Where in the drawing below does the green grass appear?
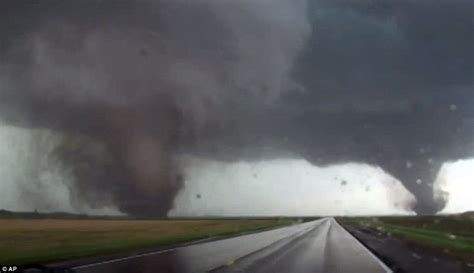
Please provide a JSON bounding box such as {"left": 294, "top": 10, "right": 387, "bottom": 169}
{"left": 376, "top": 215, "right": 474, "bottom": 237}
{"left": 0, "top": 218, "right": 293, "bottom": 265}
{"left": 343, "top": 216, "right": 474, "bottom": 262}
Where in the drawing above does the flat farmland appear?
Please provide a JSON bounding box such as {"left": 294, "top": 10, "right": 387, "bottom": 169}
{"left": 0, "top": 218, "right": 292, "bottom": 265}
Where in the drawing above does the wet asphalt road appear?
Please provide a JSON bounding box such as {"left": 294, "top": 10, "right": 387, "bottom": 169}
{"left": 72, "top": 218, "right": 391, "bottom": 273}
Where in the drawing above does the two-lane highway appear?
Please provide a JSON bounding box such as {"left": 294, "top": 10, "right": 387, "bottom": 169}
{"left": 73, "top": 218, "right": 391, "bottom": 273}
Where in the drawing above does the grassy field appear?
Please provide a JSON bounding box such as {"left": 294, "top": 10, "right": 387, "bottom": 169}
{"left": 342, "top": 215, "right": 474, "bottom": 262}
{"left": 0, "top": 218, "right": 293, "bottom": 265}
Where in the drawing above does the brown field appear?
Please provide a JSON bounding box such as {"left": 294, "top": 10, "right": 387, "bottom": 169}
{"left": 0, "top": 218, "right": 292, "bottom": 265}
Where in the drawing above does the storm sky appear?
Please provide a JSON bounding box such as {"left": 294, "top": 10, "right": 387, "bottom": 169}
{"left": 0, "top": 0, "right": 472, "bottom": 216}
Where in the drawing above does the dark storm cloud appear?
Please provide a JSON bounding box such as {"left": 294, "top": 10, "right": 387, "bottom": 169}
{"left": 0, "top": 0, "right": 472, "bottom": 215}
{"left": 0, "top": 0, "right": 309, "bottom": 216}
{"left": 295, "top": 0, "right": 474, "bottom": 213}
{"left": 299, "top": 0, "right": 473, "bottom": 100}
{"left": 193, "top": 0, "right": 474, "bottom": 214}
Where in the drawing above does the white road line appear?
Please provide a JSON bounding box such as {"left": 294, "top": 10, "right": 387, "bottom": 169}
{"left": 73, "top": 247, "right": 178, "bottom": 270}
